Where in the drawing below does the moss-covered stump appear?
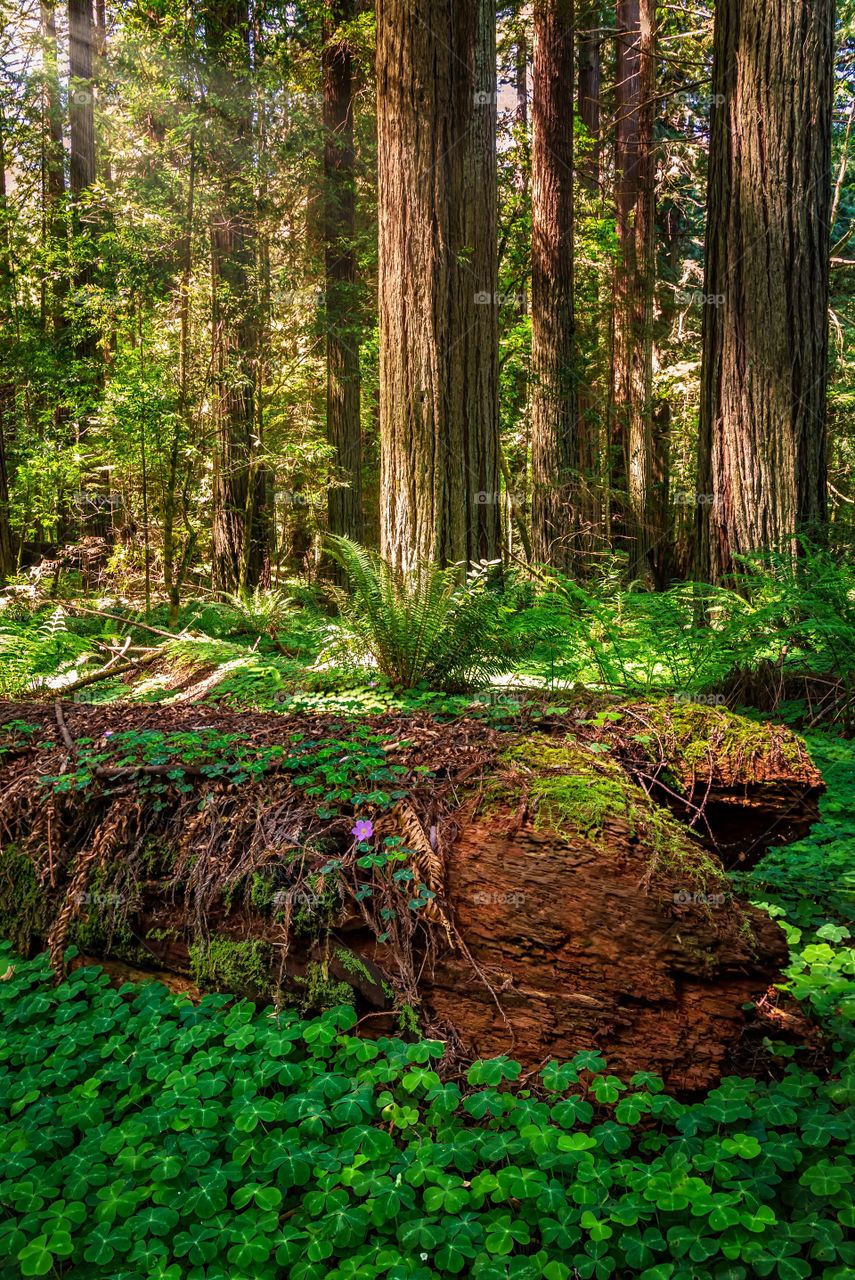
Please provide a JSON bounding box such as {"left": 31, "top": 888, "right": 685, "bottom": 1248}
{"left": 0, "top": 698, "right": 821, "bottom": 1088}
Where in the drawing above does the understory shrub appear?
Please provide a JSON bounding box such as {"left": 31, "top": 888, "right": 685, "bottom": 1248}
{"left": 320, "top": 537, "right": 525, "bottom": 691}
{"left": 0, "top": 608, "right": 98, "bottom": 698}
{"left": 512, "top": 544, "right": 855, "bottom": 701}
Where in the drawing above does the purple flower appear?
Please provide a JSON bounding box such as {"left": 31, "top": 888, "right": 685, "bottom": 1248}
{"left": 351, "top": 819, "right": 374, "bottom": 842}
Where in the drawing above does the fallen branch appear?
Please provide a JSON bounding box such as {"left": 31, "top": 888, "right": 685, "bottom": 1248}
{"left": 59, "top": 602, "right": 190, "bottom": 642}
{"left": 57, "top": 650, "right": 161, "bottom": 696}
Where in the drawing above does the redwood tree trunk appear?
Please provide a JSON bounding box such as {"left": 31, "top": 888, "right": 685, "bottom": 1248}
{"left": 461, "top": 0, "right": 501, "bottom": 566}
{"left": 577, "top": 0, "right": 600, "bottom": 193}
{"left": 697, "top": 0, "right": 834, "bottom": 581}
{"left": 40, "top": 0, "right": 66, "bottom": 338}
{"left": 377, "top": 0, "right": 500, "bottom": 573}
{"left": 324, "top": 0, "right": 362, "bottom": 548}
{"left": 207, "top": 0, "right": 270, "bottom": 592}
{"left": 0, "top": 116, "right": 15, "bottom": 579}
{"left": 68, "top": 0, "right": 98, "bottom": 381}
{"left": 611, "top": 0, "right": 656, "bottom": 579}
{"left": 576, "top": 0, "right": 603, "bottom": 560}
{"left": 68, "top": 0, "right": 95, "bottom": 199}
{"left": 530, "top": 0, "right": 577, "bottom": 569}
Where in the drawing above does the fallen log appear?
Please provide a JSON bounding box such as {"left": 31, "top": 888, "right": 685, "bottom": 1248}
{"left": 0, "top": 699, "right": 822, "bottom": 1089}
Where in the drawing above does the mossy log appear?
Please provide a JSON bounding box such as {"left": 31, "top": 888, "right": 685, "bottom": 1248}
{"left": 0, "top": 699, "right": 822, "bottom": 1089}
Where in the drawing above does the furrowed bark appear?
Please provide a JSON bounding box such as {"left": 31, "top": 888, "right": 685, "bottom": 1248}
{"left": 611, "top": 0, "right": 656, "bottom": 580}
{"left": 530, "top": 0, "right": 578, "bottom": 570}
{"left": 377, "top": 0, "right": 500, "bottom": 573}
{"left": 697, "top": 0, "right": 834, "bottom": 581}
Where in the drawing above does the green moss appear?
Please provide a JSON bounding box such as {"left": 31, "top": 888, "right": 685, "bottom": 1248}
{"left": 189, "top": 936, "right": 273, "bottom": 996}
{"left": 625, "top": 699, "right": 806, "bottom": 776}
{"left": 140, "top": 838, "right": 177, "bottom": 876}
{"left": 69, "top": 915, "right": 152, "bottom": 968}
{"left": 292, "top": 877, "right": 342, "bottom": 936}
{"left": 335, "top": 946, "right": 375, "bottom": 987}
{"left": 250, "top": 871, "right": 278, "bottom": 912}
{"left": 295, "top": 961, "right": 353, "bottom": 1014}
{"left": 494, "top": 736, "right": 722, "bottom": 888}
{"left": 61, "top": 867, "right": 150, "bottom": 967}
{"left": 0, "top": 846, "right": 51, "bottom": 955}
{"left": 397, "top": 1003, "right": 422, "bottom": 1036}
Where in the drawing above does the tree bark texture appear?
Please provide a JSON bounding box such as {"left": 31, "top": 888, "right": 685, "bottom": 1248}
{"left": 697, "top": 0, "right": 834, "bottom": 581}
{"left": 0, "top": 122, "right": 14, "bottom": 579}
{"left": 377, "top": 0, "right": 500, "bottom": 574}
{"left": 68, "top": 0, "right": 96, "bottom": 199}
{"left": 577, "top": 0, "right": 601, "bottom": 193}
{"left": 531, "top": 0, "right": 578, "bottom": 569}
{"left": 612, "top": 0, "right": 656, "bottom": 578}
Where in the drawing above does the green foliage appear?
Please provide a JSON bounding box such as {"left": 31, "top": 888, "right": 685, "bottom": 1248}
{"left": 0, "top": 921, "right": 851, "bottom": 1280}
{"left": 321, "top": 537, "right": 526, "bottom": 692}
{"left": 0, "top": 734, "right": 852, "bottom": 1280}
{"left": 35, "top": 720, "right": 412, "bottom": 825}
{"left": 736, "top": 734, "right": 855, "bottom": 1059}
{"left": 219, "top": 586, "right": 299, "bottom": 642}
{"left": 0, "top": 607, "right": 98, "bottom": 698}
{"left": 514, "top": 546, "right": 855, "bottom": 703}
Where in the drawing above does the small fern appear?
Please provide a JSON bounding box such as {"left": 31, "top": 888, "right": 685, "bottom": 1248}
{"left": 220, "top": 586, "right": 298, "bottom": 651}
{"left": 320, "top": 537, "right": 525, "bottom": 692}
{"left": 0, "top": 608, "right": 98, "bottom": 697}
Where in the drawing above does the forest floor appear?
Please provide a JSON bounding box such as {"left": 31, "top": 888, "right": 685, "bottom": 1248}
{"left": 0, "top": 577, "right": 853, "bottom": 1278}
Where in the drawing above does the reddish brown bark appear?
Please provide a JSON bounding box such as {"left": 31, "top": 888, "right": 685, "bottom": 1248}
{"left": 611, "top": 0, "right": 656, "bottom": 579}
{"left": 697, "top": 0, "right": 833, "bottom": 580}
{"left": 530, "top": 0, "right": 578, "bottom": 569}
{"left": 323, "top": 0, "right": 362, "bottom": 548}
{"left": 377, "top": 0, "right": 500, "bottom": 573}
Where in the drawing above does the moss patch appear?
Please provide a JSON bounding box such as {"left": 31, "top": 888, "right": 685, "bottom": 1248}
{"left": 616, "top": 699, "right": 809, "bottom": 780}
{"left": 295, "top": 961, "right": 353, "bottom": 1014}
{"left": 0, "top": 846, "right": 52, "bottom": 955}
{"left": 69, "top": 915, "right": 153, "bottom": 969}
{"left": 493, "top": 736, "right": 723, "bottom": 888}
{"left": 189, "top": 936, "right": 273, "bottom": 996}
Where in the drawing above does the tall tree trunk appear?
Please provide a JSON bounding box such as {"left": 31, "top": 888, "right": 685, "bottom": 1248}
{"left": 40, "top": 0, "right": 66, "bottom": 338}
{"left": 576, "top": 0, "right": 603, "bottom": 560}
{"left": 463, "top": 0, "right": 501, "bottom": 566}
{"left": 530, "top": 0, "right": 578, "bottom": 569}
{"left": 377, "top": 0, "right": 500, "bottom": 573}
{"left": 323, "top": 0, "right": 362, "bottom": 548}
{"left": 207, "top": 0, "right": 269, "bottom": 593}
{"left": 697, "top": 0, "right": 834, "bottom": 581}
{"left": 68, "top": 0, "right": 96, "bottom": 200}
{"left": 577, "top": 0, "right": 600, "bottom": 192}
{"left": 0, "top": 112, "right": 16, "bottom": 579}
{"left": 611, "top": 0, "right": 656, "bottom": 580}
{"left": 68, "top": 0, "right": 99, "bottom": 400}
{"left": 164, "top": 138, "right": 196, "bottom": 626}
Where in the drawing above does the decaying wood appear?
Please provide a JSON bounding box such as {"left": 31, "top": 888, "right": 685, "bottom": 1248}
{"left": 0, "top": 699, "right": 823, "bottom": 1089}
